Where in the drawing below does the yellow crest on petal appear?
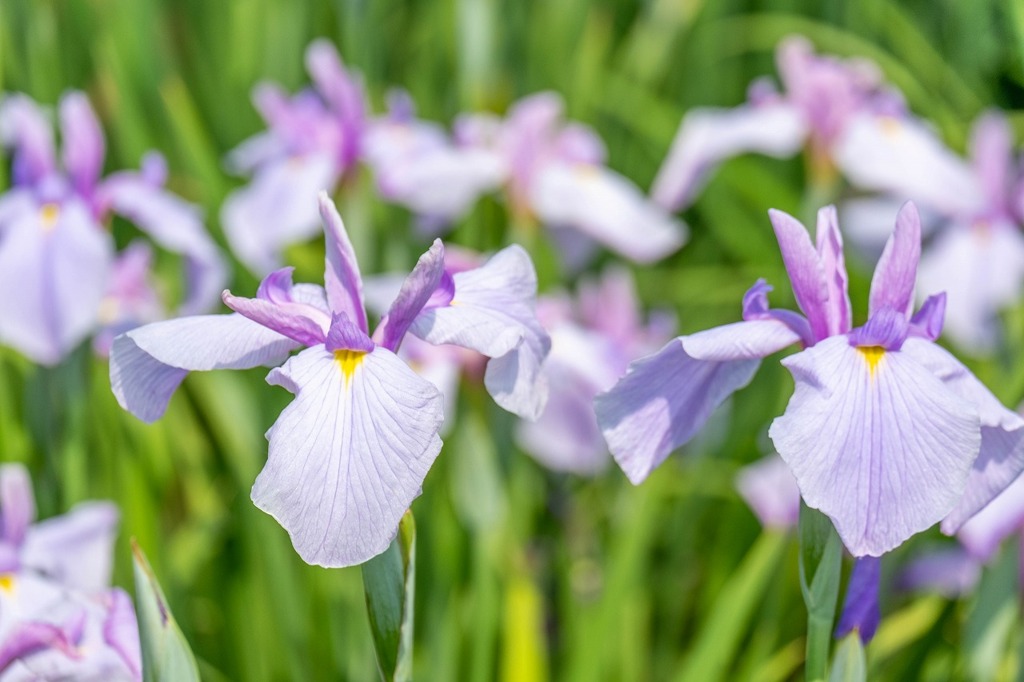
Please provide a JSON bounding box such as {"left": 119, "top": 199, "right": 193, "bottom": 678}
{"left": 334, "top": 349, "right": 367, "bottom": 383}
{"left": 0, "top": 574, "right": 14, "bottom": 593}
{"left": 40, "top": 203, "right": 60, "bottom": 232}
{"left": 858, "top": 346, "right": 885, "bottom": 376}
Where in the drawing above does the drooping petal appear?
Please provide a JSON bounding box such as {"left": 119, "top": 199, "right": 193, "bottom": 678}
{"left": 110, "top": 314, "right": 299, "bottom": 422}
{"left": 770, "top": 336, "right": 980, "bottom": 556}
{"left": 917, "top": 221, "right": 1024, "bottom": 353}
{"left": 530, "top": 163, "right": 687, "bottom": 264}
{"left": 833, "top": 114, "right": 984, "bottom": 218}
{"left": 767, "top": 209, "right": 831, "bottom": 340}
{"left": 651, "top": 104, "right": 807, "bottom": 211}
{"left": 0, "top": 464, "right": 35, "bottom": 549}
{"left": 735, "top": 455, "right": 801, "bottom": 529}
{"left": 835, "top": 557, "right": 881, "bottom": 642}
{"left": 318, "top": 192, "right": 368, "bottom": 332}
{"left": 101, "top": 172, "right": 227, "bottom": 315}
{"left": 222, "top": 290, "right": 328, "bottom": 347}
{"left": 21, "top": 502, "right": 119, "bottom": 592}
{"left": 955, "top": 473, "right": 1024, "bottom": 561}
{"left": 815, "top": 205, "right": 852, "bottom": 336}
{"left": 596, "top": 337, "right": 762, "bottom": 485}
{"left": 58, "top": 92, "right": 105, "bottom": 196}
{"left": 375, "top": 240, "right": 445, "bottom": 352}
{"left": 253, "top": 345, "right": 443, "bottom": 567}
{"left": 868, "top": 201, "right": 921, "bottom": 319}
{"left": 0, "top": 198, "right": 113, "bottom": 365}
{"left": 409, "top": 245, "right": 551, "bottom": 419}
{"left": 221, "top": 153, "right": 340, "bottom": 275}
{"left": 902, "top": 333, "right": 1024, "bottom": 533}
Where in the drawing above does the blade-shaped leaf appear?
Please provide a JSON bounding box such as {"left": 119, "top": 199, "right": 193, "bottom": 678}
{"left": 362, "top": 510, "right": 416, "bottom": 682}
{"left": 799, "top": 504, "right": 843, "bottom": 682}
{"left": 132, "top": 540, "right": 201, "bottom": 682}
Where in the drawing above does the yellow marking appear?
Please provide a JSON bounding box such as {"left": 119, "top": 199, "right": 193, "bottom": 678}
{"left": 0, "top": 574, "right": 14, "bottom": 593}
{"left": 573, "top": 163, "right": 600, "bottom": 180}
{"left": 97, "top": 297, "right": 120, "bottom": 324}
{"left": 334, "top": 349, "right": 367, "bottom": 383}
{"left": 858, "top": 346, "right": 885, "bottom": 376}
{"left": 40, "top": 203, "right": 60, "bottom": 232}
{"left": 879, "top": 116, "right": 902, "bottom": 138}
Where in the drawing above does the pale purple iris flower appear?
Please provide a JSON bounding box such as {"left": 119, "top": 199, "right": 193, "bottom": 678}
{"left": 652, "top": 36, "right": 906, "bottom": 212}
{"left": 362, "top": 91, "right": 505, "bottom": 229}
{"left": 515, "top": 268, "right": 674, "bottom": 475}
{"left": 0, "top": 464, "right": 140, "bottom": 680}
{"left": 596, "top": 202, "right": 1024, "bottom": 557}
{"left": 838, "top": 112, "right": 1024, "bottom": 353}
{"left": 0, "top": 92, "right": 226, "bottom": 365}
{"left": 734, "top": 454, "right": 801, "bottom": 530}
{"left": 222, "top": 40, "right": 366, "bottom": 274}
{"left": 111, "top": 194, "right": 550, "bottom": 567}
{"left": 454, "top": 92, "right": 687, "bottom": 265}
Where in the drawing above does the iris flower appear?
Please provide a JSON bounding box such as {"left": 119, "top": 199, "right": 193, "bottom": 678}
{"left": 652, "top": 36, "right": 906, "bottom": 212}
{"left": 0, "top": 464, "right": 139, "bottom": 680}
{"left": 596, "top": 202, "right": 1024, "bottom": 556}
{"left": 0, "top": 93, "right": 226, "bottom": 365}
{"left": 839, "top": 111, "right": 1024, "bottom": 353}
{"left": 222, "top": 40, "right": 367, "bottom": 274}
{"left": 111, "top": 194, "right": 549, "bottom": 566}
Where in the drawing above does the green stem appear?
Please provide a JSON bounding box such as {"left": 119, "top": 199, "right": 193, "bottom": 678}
{"left": 798, "top": 505, "right": 843, "bottom": 682}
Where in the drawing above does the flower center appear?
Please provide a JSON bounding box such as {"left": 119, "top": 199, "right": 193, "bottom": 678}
{"left": 334, "top": 349, "right": 367, "bottom": 382}
{"left": 40, "top": 202, "right": 60, "bottom": 231}
{"left": 858, "top": 345, "right": 885, "bottom": 376}
{"left": 0, "top": 574, "right": 14, "bottom": 593}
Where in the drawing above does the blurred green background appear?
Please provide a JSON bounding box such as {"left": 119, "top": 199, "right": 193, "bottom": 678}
{"left": 3, "top": 0, "right": 1024, "bottom": 680}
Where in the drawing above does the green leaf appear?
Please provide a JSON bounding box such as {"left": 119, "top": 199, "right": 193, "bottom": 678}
{"left": 828, "top": 634, "right": 866, "bottom": 682}
{"left": 132, "top": 540, "right": 201, "bottom": 682}
{"left": 362, "top": 510, "right": 417, "bottom": 682}
{"left": 798, "top": 504, "right": 843, "bottom": 682}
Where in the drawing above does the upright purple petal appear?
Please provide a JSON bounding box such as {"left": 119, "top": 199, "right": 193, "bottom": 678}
{"left": 0, "top": 198, "right": 113, "bottom": 365}
{"left": 814, "top": 205, "right": 852, "bottom": 336}
{"left": 304, "top": 40, "right": 365, "bottom": 167}
{"left": 651, "top": 104, "right": 807, "bottom": 211}
{"left": 318, "top": 192, "right": 368, "bottom": 332}
{"left": 969, "top": 112, "right": 1013, "bottom": 208}
{"left": 0, "top": 95, "right": 56, "bottom": 186}
{"left": 596, "top": 319, "right": 797, "bottom": 485}
{"left": 868, "top": 202, "right": 921, "bottom": 318}
{"left": 767, "top": 209, "right": 830, "bottom": 340}
{"left": 58, "top": 92, "right": 105, "bottom": 196}
{"left": 530, "top": 163, "right": 687, "bottom": 264}
{"left": 770, "top": 336, "right": 980, "bottom": 556}
{"left": 22, "top": 502, "right": 119, "bottom": 592}
{"left": 409, "top": 245, "right": 551, "bottom": 419}
{"left": 110, "top": 314, "right": 300, "bottom": 422}
{"left": 253, "top": 345, "right": 443, "bottom": 567}
{"left": 835, "top": 557, "right": 881, "bottom": 642}
{"left": 0, "top": 464, "right": 36, "bottom": 548}
{"left": 222, "top": 290, "right": 329, "bottom": 347}
{"left": 375, "top": 240, "right": 445, "bottom": 352}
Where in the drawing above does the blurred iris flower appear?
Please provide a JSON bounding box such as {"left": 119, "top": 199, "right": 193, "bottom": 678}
{"left": 455, "top": 92, "right": 687, "bottom": 265}
{"left": 840, "top": 111, "right": 1024, "bottom": 353}
{"left": 0, "top": 464, "right": 139, "bottom": 680}
{"left": 735, "top": 454, "right": 801, "bottom": 530}
{"left": 515, "top": 268, "right": 675, "bottom": 474}
{"left": 597, "top": 202, "right": 1024, "bottom": 556}
{"left": 111, "top": 194, "right": 550, "bottom": 567}
{"left": 652, "top": 36, "right": 906, "bottom": 212}
{"left": 222, "top": 40, "right": 367, "bottom": 275}
{"left": 0, "top": 92, "right": 226, "bottom": 365}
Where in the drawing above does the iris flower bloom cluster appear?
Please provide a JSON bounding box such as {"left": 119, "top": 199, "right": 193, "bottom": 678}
{"left": 652, "top": 36, "right": 906, "bottom": 212}
{"left": 111, "top": 194, "right": 550, "bottom": 567}
{"left": 0, "top": 464, "right": 139, "bottom": 680}
{"left": 0, "top": 93, "right": 226, "bottom": 365}
{"left": 597, "top": 202, "right": 1024, "bottom": 557}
